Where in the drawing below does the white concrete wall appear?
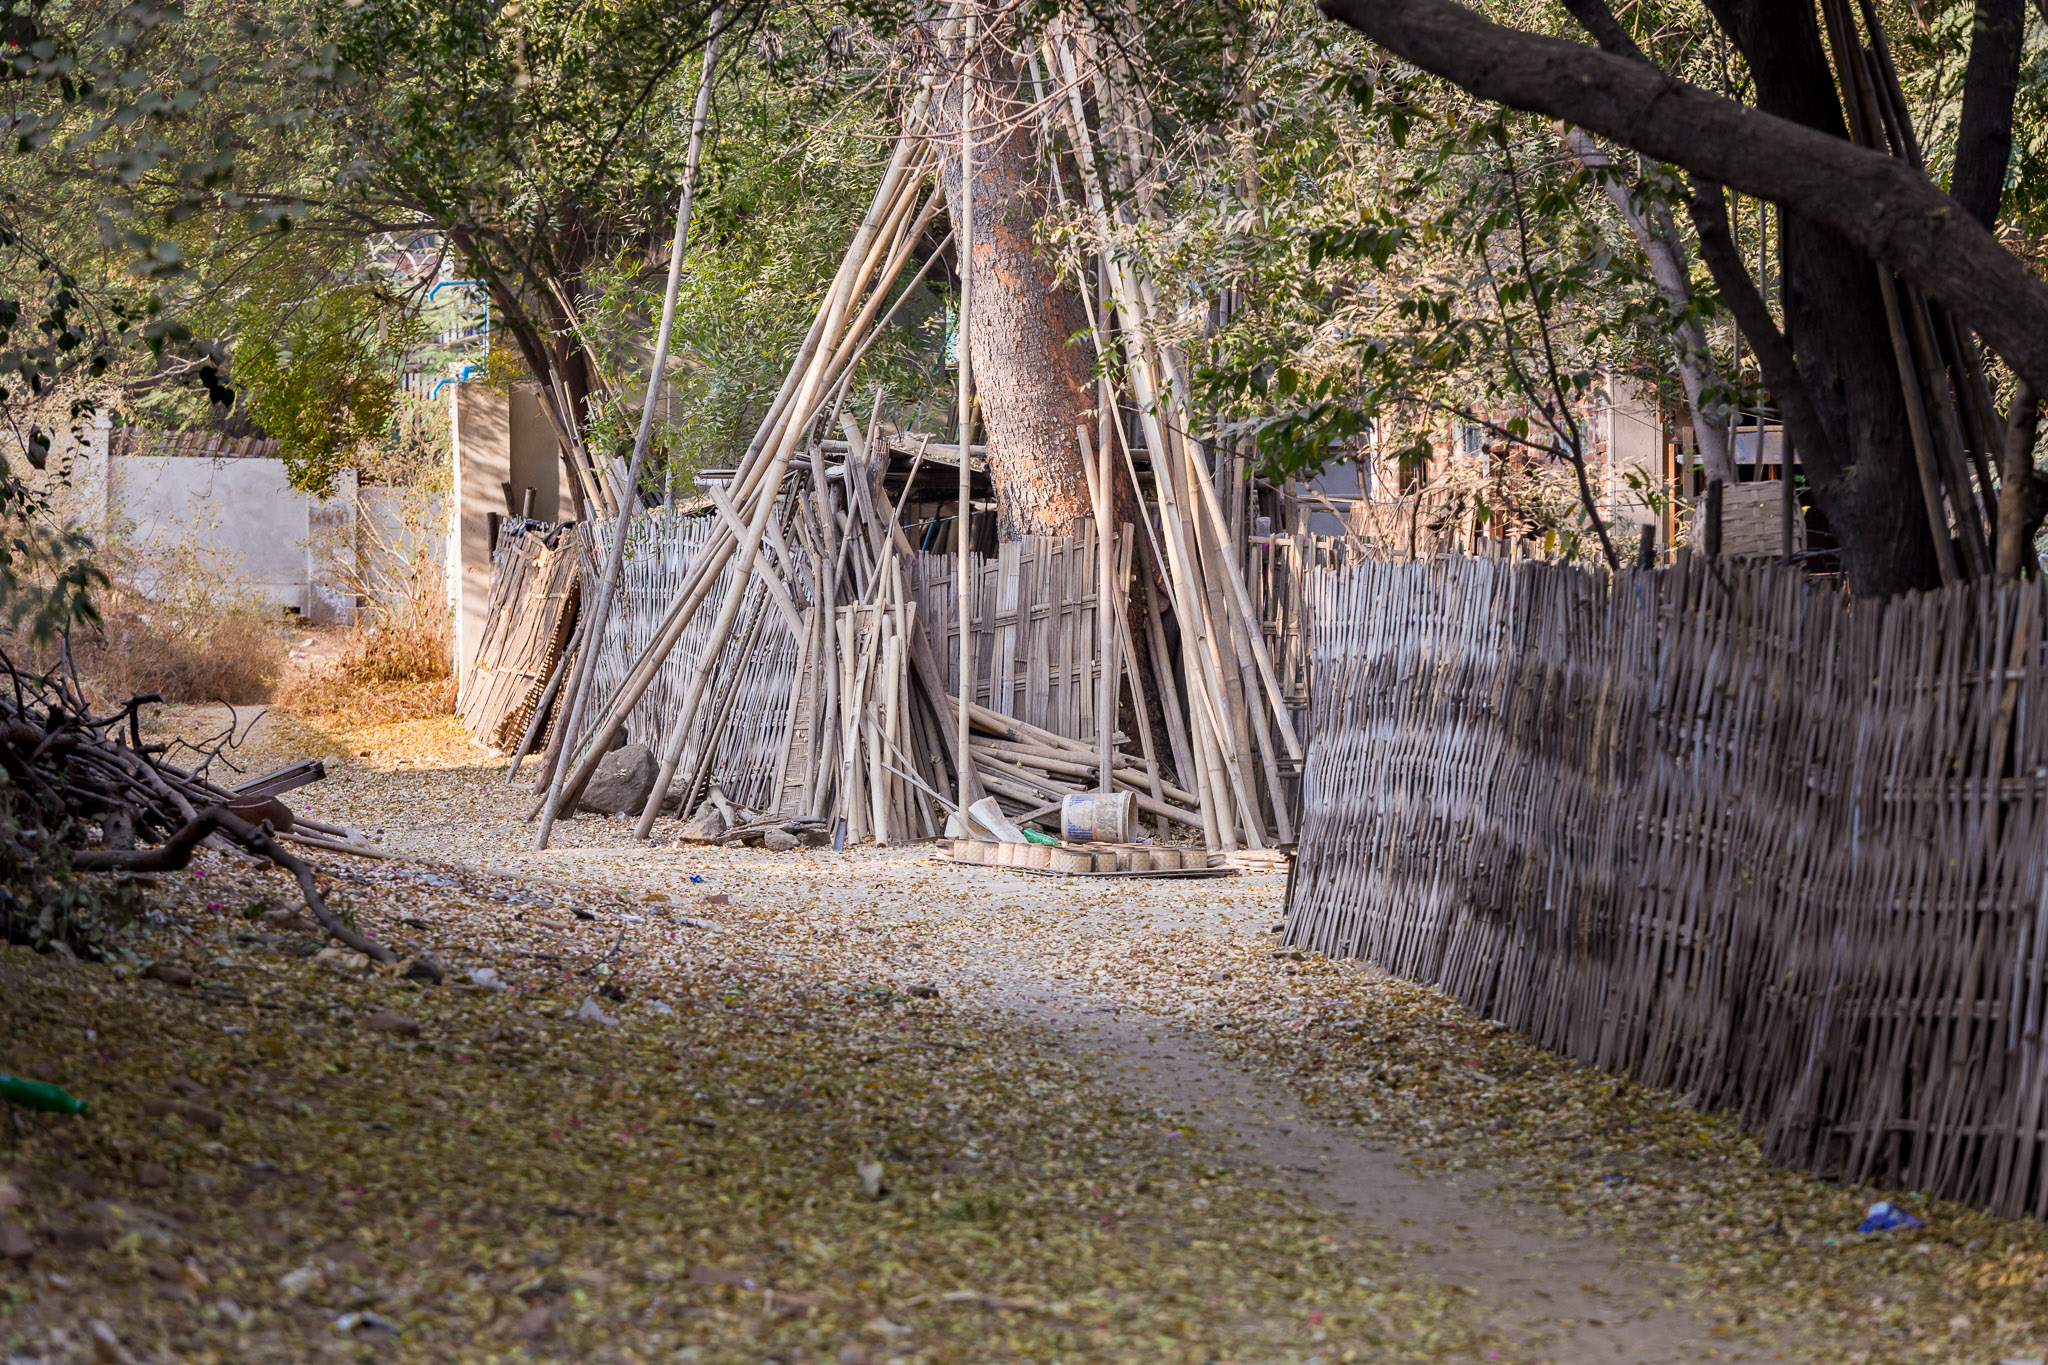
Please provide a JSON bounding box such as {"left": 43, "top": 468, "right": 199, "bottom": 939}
{"left": 110, "top": 455, "right": 322, "bottom": 614}
{"left": 44, "top": 449, "right": 439, "bottom": 625}
{"left": 1604, "top": 376, "right": 1664, "bottom": 530}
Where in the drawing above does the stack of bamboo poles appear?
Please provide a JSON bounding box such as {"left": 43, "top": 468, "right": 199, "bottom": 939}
{"left": 1033, "top": 15, "right": 1305, "bottom": 851}
{"left": 457, "top": 526, "right": 581, "bottom": 754}
{"left": 523, "top": 4, "right": 1331, "bottom": 853}
{"left": 1814, "top": 0, "right": 2022, "bottom": 583}
{"left": 532, "top": 46, "right": 965, "bottom": 848}
{"left": 901, "top": 530, "right": 1206, "bottom": 835}
{"left": 833, "top": 602, "right": 925, "bottom": 843}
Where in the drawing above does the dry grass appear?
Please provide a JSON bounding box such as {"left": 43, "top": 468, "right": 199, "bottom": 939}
{"left": 62, "top": 582, "right": 284, "bottom": 706}
{"left": 280, "top": 478, "right": 455, "bottom": 727}
{"left": 278, "top": 618, "right": 455, "bottom": 727}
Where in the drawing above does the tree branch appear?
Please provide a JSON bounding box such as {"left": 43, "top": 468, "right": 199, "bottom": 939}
{"left": 1313, "top": 0, "right": 2048, "bottom": 398}
{"left": 75, "top": 806, "right": 396, "bottom": 964}
{"left": 1996, "top": 380, "right": 2042, "bottom": 578}
{"left": 1952, "top": 0, "right": 2025, "bottom": 230}
{"left": 1556, "top": 0, "right": 1648, "bottom": 61}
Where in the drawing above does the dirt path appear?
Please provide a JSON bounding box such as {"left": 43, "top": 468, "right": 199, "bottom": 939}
{"left": 78, "top": 708, "right": 2048, "bottom": 1364}
{"left": 228, "top": 712, "right": 1771, "bottom": 1362}
{"left": 996, "top": 992, "right": 1744, "bottom": 1363}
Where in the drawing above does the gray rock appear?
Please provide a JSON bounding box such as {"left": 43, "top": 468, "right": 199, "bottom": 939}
{"left": 677, "top": 802, "right": 728, "bottom": 845}
{"left": 578, "top": 744, "right": 658, "bottom": 816}
{"left": 761, "top": 829, "right": 800, "bottom": 852}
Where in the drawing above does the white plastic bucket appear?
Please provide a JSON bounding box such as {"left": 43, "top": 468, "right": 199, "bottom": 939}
{"left": 1061, "top": 791, "right": 1136, "bottom": 843}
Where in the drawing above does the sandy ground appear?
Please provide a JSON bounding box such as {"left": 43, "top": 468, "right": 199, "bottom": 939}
{"left": 7, "top": 705, "right": 2048, "bottom": 1363}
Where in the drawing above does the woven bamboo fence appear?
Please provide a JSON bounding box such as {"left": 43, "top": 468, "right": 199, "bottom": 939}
{"left": 905, "top": 530, "right": 1114, "bottom": 746}
{"left": 574, "top": 508, "right": 812, "bottom": 816}
{"left": 1288, "top": 553, "right": 2048, "bottom": 1219}
{"left": 458, "top": 526, "right": 581, "bottom": 753}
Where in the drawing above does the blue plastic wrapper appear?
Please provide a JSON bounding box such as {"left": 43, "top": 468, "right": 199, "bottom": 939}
{"left": 1857, "top": 1200, "right": 1924, "bottom": 1233}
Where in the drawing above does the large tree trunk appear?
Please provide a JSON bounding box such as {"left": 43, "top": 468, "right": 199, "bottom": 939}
{"left": 932, "top": 34, "right": 1099, "bottom": 541}
{"left": 1702, "top": 1, "right": 1940, "bottom": 596}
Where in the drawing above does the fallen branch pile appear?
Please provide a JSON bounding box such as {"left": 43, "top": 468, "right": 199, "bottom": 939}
{"left": 0, "top": 658, "right": 389, "bottom": 963}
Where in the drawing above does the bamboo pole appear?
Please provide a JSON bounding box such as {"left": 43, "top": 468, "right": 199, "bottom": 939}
{"left": 537, "top": 113, "right": 935, "bottom": 827}
{"left": 505, "top": 610, "right": 586, "bottom": 785}
{"left": 532, "top": 15, "right": 724, "bottom": 847}
{"left": 1080, "top": 426, "right": 1116, "bottom": 794}
{"left": 954, "top": 9, "right": 978, "bottom": 829}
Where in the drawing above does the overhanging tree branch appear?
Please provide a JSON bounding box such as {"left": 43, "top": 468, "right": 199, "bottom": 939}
{"left": 1313, "top": 0, "right": 2048, "bottom": 398}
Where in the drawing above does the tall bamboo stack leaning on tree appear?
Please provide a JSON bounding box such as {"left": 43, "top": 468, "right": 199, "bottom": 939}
{"left": 1314, "top": 0, "right": 2048, "bottom": 599}
{"left": 924, "top": 16, "right": 1100, "bottom": 540}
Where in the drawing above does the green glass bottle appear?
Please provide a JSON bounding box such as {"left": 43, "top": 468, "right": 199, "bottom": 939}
{"left": 0, "top": 1072, "right": 88, "bottom": 1115}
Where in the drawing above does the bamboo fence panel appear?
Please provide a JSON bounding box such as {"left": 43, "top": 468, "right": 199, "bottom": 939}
{"left": 1246, "top": 532, "right": 1351, "bottom": 775}
{"left": 575, "top": 508, "right": 811, "bottom": 815}
{"left": 1288, "top": 553, "right": 2048, "bottom": 1218}
{"left": 906, "top": 530, "right": 1107, "bottom": 745}
{"left": 457, "top": 527, "right": 581, "bottom": 754}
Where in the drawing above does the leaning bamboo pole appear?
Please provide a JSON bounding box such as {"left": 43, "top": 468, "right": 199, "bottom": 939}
{"left": 631, "top": 121, "right": 941, "bottom": 839}
{"left": 1052, "top": 20, "right": 1302, "bottom": 813}
{"left": 536, "top": 122, "right": 941, "bottom": 830}
{"left": 533, "top": 10, "right": 724, "bottom": 848}
{"left": 954, "top": 9, "right": 978, "bottom": 828}
{"left": 1081, "top": 426, "right": 1116, "bottom": 793}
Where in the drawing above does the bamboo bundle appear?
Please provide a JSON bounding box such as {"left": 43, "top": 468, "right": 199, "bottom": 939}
{"left": 1036, "top": 16, "right": 1311, "bottom": 850}
{"left": 831, "top": 601, "right": 928, "bottom": 844}
{"left": 457, "top": 527, "right": 581, "bottom": 754}
{"left": 530, "top": 71, "right": 954, "bottom": 847}
{"left": 521, "top": 2, "right": 1355, "bottom": 856}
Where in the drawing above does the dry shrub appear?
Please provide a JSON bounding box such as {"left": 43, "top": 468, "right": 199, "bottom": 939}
{"left": 63, "top": 571, "right": 283, "bottom": 707}
{"left": 280, "top": 625, "right": 455, "bottom": 726}
{"left": 280, "top": 473, "right": 453, "bottom": 727}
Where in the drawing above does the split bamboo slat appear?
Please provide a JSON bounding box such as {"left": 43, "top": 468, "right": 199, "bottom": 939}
{"left": 1287, "top": 552, "right": 2048, "bottom": 1220}
{"left": 457, "top": 526, "right": 581, "bottom": 754}
{"left": 906, "top": 532, "right": 1107, "bottom": 744}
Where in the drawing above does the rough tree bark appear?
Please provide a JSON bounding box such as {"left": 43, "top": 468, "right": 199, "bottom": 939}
{"left": 931, "top": 33, "right": 1099, "bottom": 541}
{"left": 1700, "top": 1, "right": 1937, "bottom": 594}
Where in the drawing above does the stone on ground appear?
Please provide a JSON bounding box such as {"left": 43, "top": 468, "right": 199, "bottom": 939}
{"left": 578, "top": 744, "right": 657, "bottom": 816}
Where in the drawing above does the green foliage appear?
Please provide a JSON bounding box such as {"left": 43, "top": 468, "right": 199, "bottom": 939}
{"left": 567, "top": 22, "right": 948, "bottom": 489}
{"left": 322, "top": 0, "right": 722, "bottom": 376}
{"left": 232, "top": 275, "right": 423, "bottom": 495}
{"left": 1898, "top": 3, "right": 2048, "bottom": 243}
{"left": 0, "top": 771, "right": 141, "bottom": 960}
{"left": 1171, "top": 30, "right": 1701, "bottom": 478}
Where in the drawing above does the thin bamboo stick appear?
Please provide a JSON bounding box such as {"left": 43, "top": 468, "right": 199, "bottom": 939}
{"left": 532, "top": 15, "right": 726, "bottom": 844}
